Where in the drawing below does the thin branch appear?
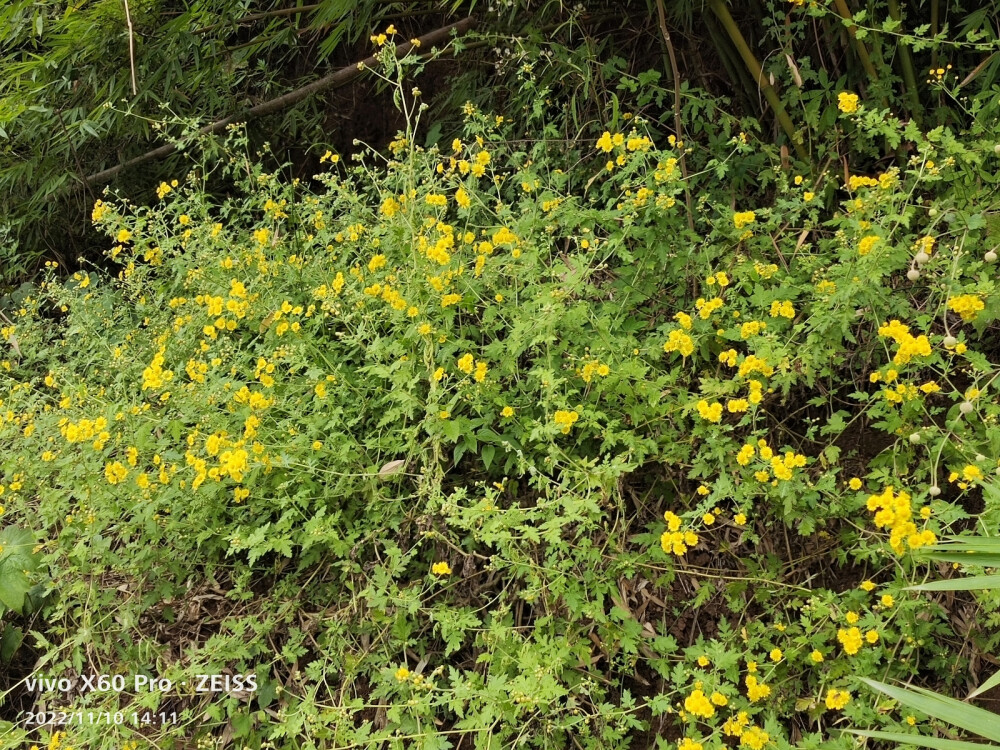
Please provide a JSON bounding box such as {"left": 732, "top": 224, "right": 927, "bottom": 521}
{"left": 123, "top": 0, "right": 138, "bottom": 96}
{"left": 83, "top": 16, "right": 476, "bottom": 186}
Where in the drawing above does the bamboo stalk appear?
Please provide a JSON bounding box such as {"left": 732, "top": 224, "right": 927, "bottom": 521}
{"left": 83, "top": 16, "right": 476, "bottom": 186}
{"left": 707, "top": 0, "right": 808, "bottom": 162}
{"left": 654, "top": 0, "right": 694, "bottom": 232}
{"left": 831, "top": 0, "right": 878, "bottom": 82}
{"left": 885, "top": 0, "right": 921, "bottom": 122}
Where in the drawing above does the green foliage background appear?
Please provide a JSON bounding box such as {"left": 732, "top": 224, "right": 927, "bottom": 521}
{"left": 2, "top": 1, "right": 1000, "bottom": 749}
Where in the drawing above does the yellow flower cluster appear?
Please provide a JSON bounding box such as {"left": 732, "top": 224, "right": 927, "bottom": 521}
{"left": 431, "top": 561, "right": 452, "bottom": 576}
{"left": 683, "top": 688, "right": 716, "bottom": 718}
{"left": 866, "top": 486, "right": 936, "bottom": 554}
{"left": 858, "top": 235, "right": 879, "bottom": 256}
{"left": 553, "top": 410, "right": 579, "bottom": 433}
{"left": 457, "top": 353, "right": 488, "bottom": 382}
{"left": 877, "top": 320, "right": 931, "bottom": 365}
{"left": 733, "top": 210, "right": 756, "bottom": 229}
{"left": 947, "top": 294, "right": 985, "bottom": 322}
{"left": 661, "top": 511, "right": 699, "bottom": 555}
{"left": 663, "top": 329, "right": 695, "bottom": 357}
{"left": 696, "top": 400, "right": 723, "bottom": 423}
{"left": 59, "top": 416, "right": 109, "bottom": 445}
{"left": 740, "top": 726, "right": 770, "bottom": 750}
{"left": 104, "top": 461, "right": 128, "bottom": 485}
{"left": 696, "top": 297, "right": 724, "bottom": 319}
{"left": 722, "top": 711, "right": 750, "bottom": 737}
{"left": 740, "top": 320, "right": 766, "bottom": 338}
{"left": 142, "top": 348, "right": 174, "bottom": 391}
{"left": 737, "top": 355, "right": 774, "bottom": 378}
{"left": 580, "top": 360, "right": 610, "bottom": 383}
{"left": 836, "top": 626, "right": 863, "bottom": 655}
{"left": 769, "top": 300, "right": 795, "bottom": 319}
{"left": 838, "top": 91, "right": 859, "bottom": 113}
{"left": 745, "top": 674, "right": 771, "bottom": 702}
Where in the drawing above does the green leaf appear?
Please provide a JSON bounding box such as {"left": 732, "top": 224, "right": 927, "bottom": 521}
{"left": 969, "top": 668, "right": 1000, "bottom": 700}
{"left": 0, "top": 526, "right": 40, "bottom": 614}
{"left": 858, "top": 679, "right": 1000, "bottom": 742}
{"left": 906, "top": 575, "right": 1000, "bottom": 591}
{"left": 844, "top": 729, "right": 999, "bottom": 750}
{"left": 0, "top": 625, "right": 23, "bottom": 663}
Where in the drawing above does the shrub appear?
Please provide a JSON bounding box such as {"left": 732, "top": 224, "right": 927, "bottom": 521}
{"left": 2, "top": 40, "right": 1000, "bottom": 750}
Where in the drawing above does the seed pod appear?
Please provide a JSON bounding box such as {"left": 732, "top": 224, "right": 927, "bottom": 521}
{"left": 909, "top": 432, "right": 921, "bottom": 444}
{"left": 985, "top": 250, "right": 998, "bottom": 263}
{"left": 960, "top": 401, "right": 974, "bottom": 414}
{"left": 907, "top": 269, "right": 920, "bottom": 281}
{"left": 915, "top": 251, "right": 930, "bottom": 264}
{"left": 929, "top": 486, "right": 941, "bottom": 496}
{"left": 943, "top": 335, "right": 958, "bottom": 347}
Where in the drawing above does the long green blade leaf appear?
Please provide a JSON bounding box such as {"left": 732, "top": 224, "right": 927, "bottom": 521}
{"left": 969, "top": 668, "right": 1000, "bottom": 700}
{"left": 906, "top": 575, "right": 1000, "bottom": 591}
{"left": 859, "top": 679, "right": 1000, "bottom": 742}
{"left": 844, "top": 729, "right": 1000, "bottom": 750}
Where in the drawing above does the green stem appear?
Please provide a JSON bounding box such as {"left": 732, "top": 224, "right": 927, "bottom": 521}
{"left": 707, "top": 0, "right": 808, "bottom": 162}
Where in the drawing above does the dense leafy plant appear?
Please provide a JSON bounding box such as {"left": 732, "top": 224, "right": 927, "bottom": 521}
{"left": 3, "top": 12, "right": 1000, "bottom": 750}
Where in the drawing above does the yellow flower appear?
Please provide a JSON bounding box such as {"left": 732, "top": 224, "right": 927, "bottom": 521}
{"left": 501, "top": 406, "right": 514, "bottom": 418}
{"left": 395, "top": 666, "right": 410, "bottom": 682}
{"left": 663, "top": 329, "right": 695, "bottom": 357}
{"left": 849, "top": 477, "right": 863, "bottom": 490}
{"left": 881, "top": 594, "right": 895, "bottom": 607}
{"left": 734, "top": 512, "right": 747, "bottom": 526}
{"left": 825, "top": 688, "right": 851, "bottom": 710}
{"left": 838, "top": 91, "right": 860, "bottom": 113}
{"left": 457, "top": 353, "right": 474, "bottom": 374}
{"left": 683, "top": 688, "right": 716, "bottom": 719}
{"left": 860, "top": 580, "right": 876, "bottom": 592}
{"left": 858, "top": 235, "right": 879, "bottom": 256}
{"left": 845, "top": 611, "right": 859, "bottom": 624}
{"left": 837, "top": 627, "right": 863, "bottom": 655}
{"left": 431, "top": 561, "right": 452, "bottom": 576}
{"left": 810, "top": 650, "right": 824, "bottom": 663}
{"left": 733, "top": 210, "right": 756, "bottom": 229}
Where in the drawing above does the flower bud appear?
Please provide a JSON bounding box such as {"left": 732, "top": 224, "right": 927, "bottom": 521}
{"left": 907, "top": 269, "right": 920, "bottom": 281}
{"left": 960, "top": 401, "right": 974, "bottom": 414}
